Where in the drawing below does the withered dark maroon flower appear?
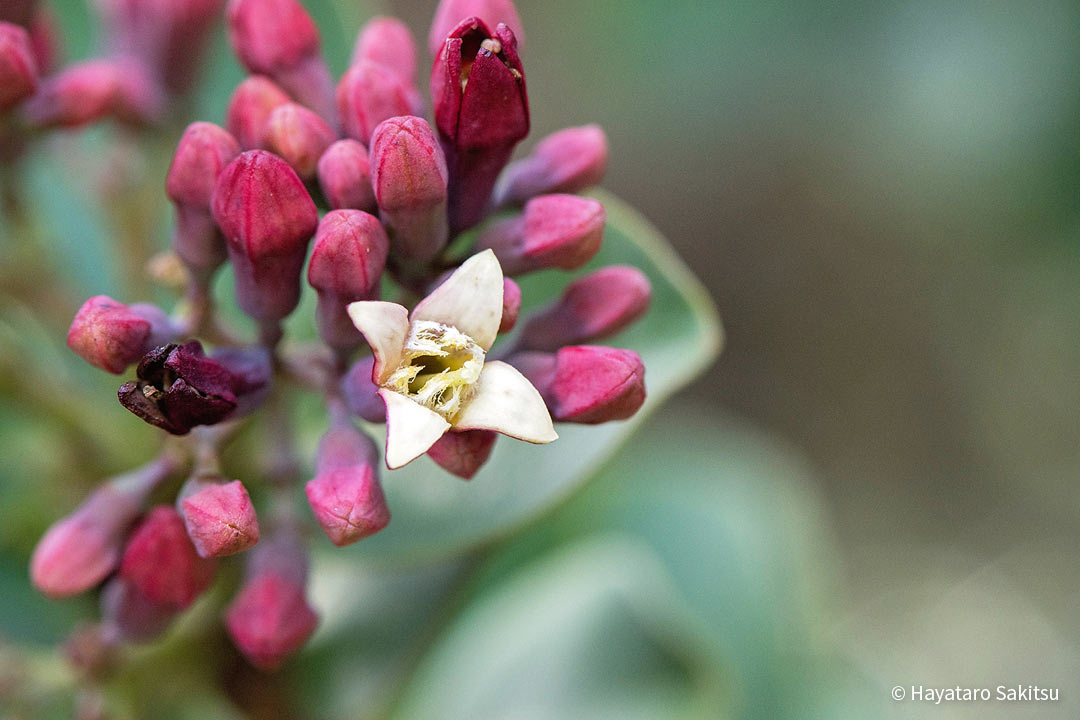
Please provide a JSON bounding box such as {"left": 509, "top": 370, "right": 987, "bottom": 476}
{"left": 118, "top": 341, "right": 241, "bottom": 435}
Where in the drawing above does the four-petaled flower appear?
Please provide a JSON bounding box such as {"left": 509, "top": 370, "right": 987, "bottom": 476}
{"left": 347, "top": 249, "right": 557, "bottom": 469}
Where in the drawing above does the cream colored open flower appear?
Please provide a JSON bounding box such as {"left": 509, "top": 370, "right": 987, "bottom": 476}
{"left": 347, "top": 250, "right": 558, "bottom": 469}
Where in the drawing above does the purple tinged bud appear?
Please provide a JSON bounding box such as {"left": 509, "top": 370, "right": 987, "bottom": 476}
{"left": 261, "top": 102, "right": 336, "bottom": 181}
{"left": 316, "top": 139, "right": 375, "bottom": 212}
{"left": 119, "top": 506, "right": 216, "bottom": 611}
{"left": 516, "top": 266, "right": 650, "bottom": 351}
{"left": 100, "top": 578, "right": 176, "bottom": 642}
{"left": 211, "top": 150, "right": 319, "bottom": 323}
{"left": 30, "top": 483, "right": 145, "bottom": 598}
{"left": 369, "top": 115, "right": 449, "bottom": 262}
{"left": 336, "top": 60, "right": 418, "bottom": 145}
{"left": 166, "top": 122, "right": 240, "bottom": 274}
{"left": 225, "top": 531, "right": 317, "bottom": 670}
{"left": 341, "top": 356, "right": 385, "bottom": 423}
{"left": 432, "top": 19, "right": 528, "bottom": 231}
{"left": 494, "top": 125, "right": 608, "bottom": 206}
{"left": 23, "top": 58, "right": 165, "bottom": 128}
{"left": 305, "top": 423, "right": 389, "bottom": 546}
{"left": 427, "top": 429, "right": 496, "bottom": 479}
{"left": 428, "top": 0, "right": 524, "bottom": 57}
{"left": 0, "top": 22, "right": 37, "bottom": 113}
{"left": 476, "top": 194, "right": 604, "bottom": 276}
{"left": 118, "top": 341, "right": 239, "bottom": 435}
{"left": 226, "top": 75, "right": 290, "bottom": 150}
{"left": 67, "top": 295, "right": 174, "bottom": 374}
{"left": 499, "top": 277, "right": 520, "bottom": 333}
{"left": 28, "top": 9, "right": 59, "bottom": 75}
{"left": 211, "top": 345, "right": 272, "bottom": 416}
{"left": 225, "top": 0, "right": 335, "bottom": 121}
{"left": 179, "top": 477, "right": 260, "bottom": 557}
{"left": 516, "top": 345, "right": 646, "bottom": 424}
{"left": 307, "top": 210, "right": 389, "bottom": 350}
{"left": 352, "top": 16, "right": 417, "bottom": 85}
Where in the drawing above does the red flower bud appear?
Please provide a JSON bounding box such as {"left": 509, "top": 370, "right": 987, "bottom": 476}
{"left": 476, "top": 194, "right": 604, "bottom": 276}
{"left": 352, "top": 16, "right": 417, "bottom": 85}
{"left": 23, "top": 58, "right": 164, "bottom": 128}
{"left": 305, "top": 423, "right": 389, "bottom": 546}
{"left": 225, "top": 75, "right": 290, "bottom": 150}
{"left": 316, "top": 139, "right": 375, "bottom": 212}
{"left": 27, "top": 9, "right": 59, "bottom": 75}
{"left": 225, "top": 0, "right": 334, "bottom": 121}
{"left": 341, "top": 356, "right": 385, "bottom": 423}
{"left": 261, "top": 102, "right": 336, "bottom": 181}
{"left": 369, "top": 115, "right": 449, "bottom": 261}
{"left": 499, "top": 277, "right": 520, "bottom": 333}
{"left": 516, "top": 266, "right": 650, "bottom": 351}
{"left": 432, "top": 18, "right": 528, "bottom": 231}
{"left": 336, "top": 60, "right": 418, "bottom": 145}
{"left": 167, "top": 122, "right": 240, "bottom": 274}
{"left": 494, "top": 125, "right": 608, "bottom": 206}
{"left": 30, "top": 481, "right": 147, "bottom": 598}
{"left": 0, "top": 22, "right": 37, "bottom": 113}
{"left": 515, "top": 345, "right": 646, "bottom": 424}
{"left": 428, "top": 0, "right": 524, "bottom": 57}
{"left": 67, "top": 295, "right": 174, "bottom": 374}
{"left": 211, "top": 149, "right": 318, "bottom": 323}
{"left": 119, "top": 506, "right": 215, "bottom": 611}
{"left": 307, "top": 210, "right": 389, "bottom": 350}
{"left": 225, "top": 532, "right": 317, "bottom": 670}
{"left": 179, "top": 477, "right": 259, "bottom": 558}
{"left": 427, "top": 429, "right": 496, "bottom": 479}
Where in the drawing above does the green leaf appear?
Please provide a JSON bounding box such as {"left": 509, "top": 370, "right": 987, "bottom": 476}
{"left": 345, "top": 190, "right": 723, "bottom": 565}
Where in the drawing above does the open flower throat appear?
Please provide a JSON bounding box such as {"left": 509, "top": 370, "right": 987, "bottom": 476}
{"left": 383, "top": 320, "right": 485, "bottom": 420}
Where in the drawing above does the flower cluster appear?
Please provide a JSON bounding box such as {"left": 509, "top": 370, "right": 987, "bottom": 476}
{"left": 32, "top": 0, "right": 650, "bottom": 671}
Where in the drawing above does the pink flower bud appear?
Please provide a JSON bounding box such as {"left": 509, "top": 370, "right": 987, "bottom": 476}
{"left": 476, "top": 194, "right": 604, "bottom": 276}
{"left": 225, "top": 75, "right": 290, "bottom": 150}
{"left": 341, "top": 356, "right": 385, "bottom": 423}
{"left": 67, "top": 295, "right": 170, "bottom": 374}
{"left": 499, "top": 277, "right": 520, "bottom": 333}
{"left": 352, "top": 16, "right": 417, "bottom": 85}
{"left": 211, "top": 149, "right": 319, "bottom": 323}
{"left": 428, "top": 0, "right": 524, "bottom": 57}
{"left": 261, "top": 102, "right": 336, "bottom": 181}
{"left": 225, "top": 532, "right": 317, "bottom": 670}
{"left": 119, "top": 506, "right": 215, "bottom": 611}
{"left": 336, "top": 60, "right": 417, "bottom": 145}
{"left": 432, "top": 18, "right": 528, "bottom": 231}
{"left": 30, "top": 483, "right": 145, "bottom": 598}
{"left": 23, "top": 58, "right": 164, "bottom": 128}
{"left": 494, "top": 125, "right": 608, "bottom": 206}
{"left": 307, "top": 210, "right": 389, "bottom": 350}
{"left": 427, "top": 429, "right": 496, "bottom": 479}
{"left": 166, "top": 122, "right": 240, "bottom": 273}
{"left": 369, "top": 115, "right": 448, "bottom": 261}
{"left": 226, "top": 0, "right": 335, "bottom": 121}
{"left": 0, "top": 22, "right": 37, "bottom": 113}
{"left": 305, "top": 423, "right": 389, "bottom": 546}
{"left": 179, "top": 477, "right": 259, "bottom": 558}
{"left": 316, "top": 139, "right": 375, "bottom": 212}
{"left": 516, "top": 266, "right": 650, "bottom": 351}
{"left": 100, "top": 578, "right": 175, "bottom": 642}
{"left": 515, "top": 345, "right": 646, "bottom": 424}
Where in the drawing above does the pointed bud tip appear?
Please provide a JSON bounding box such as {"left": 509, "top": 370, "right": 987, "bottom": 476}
{"left": 67, "top": 296, "right": 153, "bottom": 374}
{"left": 181, "top": 480, "right": 260, "bottom": 558}
{"left": 119, "top": 506, "right": 216, "bottom": 611}
{"left": 549, "top": 346, "right": 645, "bottom": 424}
{"left": 427, "top": 429, "right": 497, "bottom": 479}
{"left": 316, "top": 139, "right": 375, "bottom": 212}
{"left": 0, "top": 22, "right": 38, "bottom": 113}
{"left": 262, "top": 102, "right": 336, "bottom": 181}
{"left": 225, "top": 572, "right": 318, "bottom": 670}
{"left": 305, "top": 465, "right": 390, "bottom": 546}
{"left": 226, "top": 75, "right": 291, "bottom": 150}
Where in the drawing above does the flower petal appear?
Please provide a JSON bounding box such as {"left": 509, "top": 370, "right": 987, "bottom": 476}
{"left": 453, "top": 361, "right": 558, "bottom": 443}
{"left": 411, "top": 249, "right": 503, "bottom": 351}
{"left": 379, "top": 389, "right": 451, "bottom": 469}
{"left": 347, "top": 301, "right": 410, "bottom": 383}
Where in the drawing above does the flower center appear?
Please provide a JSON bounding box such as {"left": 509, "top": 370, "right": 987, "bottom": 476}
{"left": 383, "top": 320, "right": 485, "bottom": 420}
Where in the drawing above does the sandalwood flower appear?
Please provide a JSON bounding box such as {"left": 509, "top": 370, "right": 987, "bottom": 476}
{"left": 347, "top": 249, "right": 556, "bottom": 469}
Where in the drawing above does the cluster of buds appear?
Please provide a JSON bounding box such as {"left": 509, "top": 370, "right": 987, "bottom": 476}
{"left": 33, "top": 0, "right": 649, "bottom": 672}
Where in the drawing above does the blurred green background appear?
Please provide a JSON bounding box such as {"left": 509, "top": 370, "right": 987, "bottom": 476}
{"left": 3, "top": 0, "right": 1080, "bottom": 718}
